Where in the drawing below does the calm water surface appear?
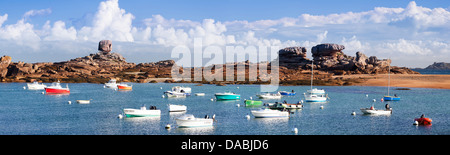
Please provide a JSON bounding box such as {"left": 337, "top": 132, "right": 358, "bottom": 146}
{"left": 0, "top": 83, "right": 449, "bottom": 135}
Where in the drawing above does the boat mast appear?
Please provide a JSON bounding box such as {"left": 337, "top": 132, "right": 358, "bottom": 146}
{"left": 311, "top": 60, "right": 313, "bottom": 90}
{"left": 387, "top": 58, "right": 390, "bottom": 96}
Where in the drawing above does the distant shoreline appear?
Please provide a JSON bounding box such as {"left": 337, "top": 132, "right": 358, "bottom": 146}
{"left": 4, "top": 74, "right": 450, "bottom": 90}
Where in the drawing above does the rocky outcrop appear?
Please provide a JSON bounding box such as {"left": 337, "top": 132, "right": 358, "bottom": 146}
{"left": 278, "top": 47, "right": 310, "bottom": 68}
{"left": 277, "top": 44, "right": 418, "bottom": 75}
{"left": 0, "top": 40, "right": 175, "bottom": 83}
{"left": 98, "top": 40, "right": 112, "bottom": 54}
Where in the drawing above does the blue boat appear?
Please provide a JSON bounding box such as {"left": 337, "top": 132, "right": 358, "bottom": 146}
{"left": 215, "top": 92, "right": 240, "bottom": 100}
{"left": 384, "top": 96, "right": 400, "bottom": 101}
{"left": 279, "top": 91, "right": 296, "bottom": 96}
{"left": 384, "top": 61, "right": 401, "bottom": 101}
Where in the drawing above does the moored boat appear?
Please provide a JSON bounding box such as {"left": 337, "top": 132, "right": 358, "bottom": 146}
{"left": 117, "top": 83, "right": 132, "bottom": 90}
{"left": 104, "top": 79, "right": 118, "bottom": 88}
{"left": 168, "top": 104, "right": 187, "bottom": 112}
{"left": 256, "top": 92, "right": 282, "bottom": 99}
{"left": 165, "top": 91, "right": 186, "bottom": 98}
{"left": 176, "top": 114, "right": 214, "bottom": 128}
{"left": 251, "top": 108, "right": 290, "bottom": 118}
{"left": 279, "top": 91, "right": 296, "bottom": 96}
{"left": 244, "top": 100, "right": 263, "bottom": 107}
{"left": 383, "top": 95, "right": 400, "bottom": 101}
{"left": 265, "top": 102, "right": 303, "bottom": 109}
{"left": 45, "top": 81, "right": 70, "bottom": 94}
{"left": 215, "top": 92, "right": 240, "bottom": 100}
{"left": 164, "top": 86, "right": 191, "bottom": 96}
{"left": 414, "top": 117, "right": 432, "bottom": 126}
{"left": 26, "top": 81, "right": 47, "bottom": 90}
{"left": 123, "top": 106, "right": 161, "bottom": 117}
{"left": 304, "top": 61, "right": 328, "bottom": 102}
{"left": 76, "top": 100, "right": 91, "bottom": 104}
{"left": 360, "top": 106, "right": 392, "bottom": 115}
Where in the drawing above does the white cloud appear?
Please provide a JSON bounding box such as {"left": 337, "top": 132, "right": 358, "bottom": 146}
{"left": 43, "top": 21, "right": 77, "bottom": 41}
{"left": 78, "top": 0, "right": 135, "bottom": 42}
{"left": 0, "top": 14, "right": 7, "bottom": 26}
{"left": 23, "top": 8, "right": 52, "bottom": 19}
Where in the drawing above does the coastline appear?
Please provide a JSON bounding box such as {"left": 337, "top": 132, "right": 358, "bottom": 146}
{"left": 335, "top": 74, "right": 450, "bottom": 89}
{"left": 5, "top": 74, "right": 450, "bottom": 90}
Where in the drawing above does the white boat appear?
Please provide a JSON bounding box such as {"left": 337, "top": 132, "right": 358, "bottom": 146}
{"left": 168, "top": 104, "right": 187, "bottom": 112}
{"left": 251, "top": 108, "right": 290, "bottom": 118}
{"left": 26, "top": 81, "right": 47, "bottom": 90}
{"left": 360, "top": 107, "right": 392, "bottom": 115}
{"left": 165, "top": 91, "right": 187, "bottom": 98}
{"left": 195, "top": 93, "right": 205, "bottom": 96}
{"left": 304, "top": 61, "right": 328, "bottom": 102}
{"left": 265, "top": 102, "right": 303, "bottom": 109}
{"left": 256, "top": 92, "right": 282, "bottom": 99}
{"left": 176, "top": 114, "right": 214, "bottom": 128}
{"left": 123, "top": 106, "right": 161, "bottom": 117}
{"left": 165, "top": 86, "right": 191, "bottom": 96}
{"left": 76, "top": 100, "right": 91, "bottom": 104}
{"left": 104, "top": 79, "right": 118, "bottom": 88}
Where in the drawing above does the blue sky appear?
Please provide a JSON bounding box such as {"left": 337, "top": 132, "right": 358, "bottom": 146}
{"left": 0, "top": 0, "right": 449, "bottom": 67}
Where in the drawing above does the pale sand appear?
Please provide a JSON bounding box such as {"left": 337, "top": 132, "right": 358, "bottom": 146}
{"left": 335, "top": 74, "right": 450, "bottom": 89}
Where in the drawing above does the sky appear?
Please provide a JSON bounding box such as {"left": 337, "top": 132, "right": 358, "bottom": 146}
{"left": 0, "top": 0, "right": 449, "bottom": 67}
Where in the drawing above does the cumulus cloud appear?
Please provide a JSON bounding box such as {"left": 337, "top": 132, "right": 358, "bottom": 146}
{"left": 23, "top": 8, "right": 52, "bottom": 19}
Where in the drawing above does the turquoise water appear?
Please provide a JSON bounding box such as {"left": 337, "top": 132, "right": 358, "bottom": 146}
{"left": 0, "top": 83, "right": 449, "bottom": 135}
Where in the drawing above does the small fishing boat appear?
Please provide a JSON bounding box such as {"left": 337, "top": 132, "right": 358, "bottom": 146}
{"left": 76, "top": 100, "right": 91, "bottom": 104}
{"left": 360, "top": 106, "right": 392, "bottom": 115}
{"left": 251, "top": 108, "right": 290, "bottom": 118}
{"left": 244, "top": 100, "right": 263, "bottom": 107}
{"left": 194, "top": 93, "right": 205, "bottom": 96}
{"left": 176, "top": 114, "right": 214, "bottom": 128}
{"left": 45, "top": 81, "right": 70, "bottom": 94}
{"left": 123, "top": 106, "right": 161, "bottom": 117}
{"left": 164, "top": 86, "right": 191, "bottom": 96}
{"left": 104, "top": 79, "right": 118, "bottom": 88}
{"left": 168, "top": 104, "right": 187, "bottom": 112}
{"left": 165, "top": 91, "right": 187, "bottom": 98}
{"left": 26, "top": 81, "right": 47, "bottom": 90}
{"left": 256, "top": 92, "right": 282, "bottom": 99}
{"left": 117, "top": 83, "right": 132, "bottom": 90}
{"left": 414, "top": 117, "right": 432, "bottom": 126}
{"left": 279, "top": 91, "right": 296, "bottom": 96}
{"left": 215, "top": 92, "right": 240, "bottom": 100}
{"left": 265, "top": 102, "right": 303, "bottom": 109}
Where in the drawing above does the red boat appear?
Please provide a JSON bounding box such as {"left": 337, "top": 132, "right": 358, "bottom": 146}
{"left": 117, "top": 83, "right": 132, "bottom": 90}
{"left": 45, "top": 81, "right": 70, "bottom": 94}
{"left": 414, "top": 117, "right": 432, "bottom": 126}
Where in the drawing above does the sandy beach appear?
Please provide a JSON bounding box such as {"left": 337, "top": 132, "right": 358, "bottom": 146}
{"left": 335, "top": 74, "right": 450, "bottom": 89}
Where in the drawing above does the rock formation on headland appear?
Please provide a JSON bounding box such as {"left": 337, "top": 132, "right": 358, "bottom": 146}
{"left": 0, "top": 41, "right": 417, "bottom": 85}
{"left": 0, "top": 40, "right": 174, "bottom": 83}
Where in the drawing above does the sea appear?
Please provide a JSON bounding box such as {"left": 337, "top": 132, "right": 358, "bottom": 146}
{"left": 1, "top": 82, "right": 449, "bottom": 135}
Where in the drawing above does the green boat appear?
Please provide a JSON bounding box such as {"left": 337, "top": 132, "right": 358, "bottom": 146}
{"left": 215, "top": 92, "right": 240, "bottom": 100}
{"left": 244, "top": 100, "right": 263, "bottom": 107}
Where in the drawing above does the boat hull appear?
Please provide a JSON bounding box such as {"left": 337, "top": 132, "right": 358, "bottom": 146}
{"left": 304, "top": 96, "right": 327, "bottom": 102}
{"left": 176, "top": 118, "right": 213, "bottom": 128}
{"left": 360, "top": 108, "right": 392, "bottom": 115}
{"left": 383, "top": 96, "right": 400, "bottom": 101}
{"left": 251, "top": 109, "right": 289, "bottom": 118}
{"left": 76, "top": 100, "right": 90, "bottom": 104}
{"left": 215, "top": 94, "right": 240, "bottom": 100}
{"left": 279, "top": 91, "right": 296, "bottom": 96}
{"left": 118, "top": 85, "right": 132, "bottom": 90}
{"left": 169, "top": 104, "right": 187, "bottom": 112}
{"left": 414, "top": 118, "right": 432, "bottom": 126}
{"left": 244, "top": 100, "right": 263, "bottom": 106}
{"left": 123, "top": 109, "right": 161, "bottom": 117}
{"left": 45, "top": 88, "right": 70, "bottom": 94}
